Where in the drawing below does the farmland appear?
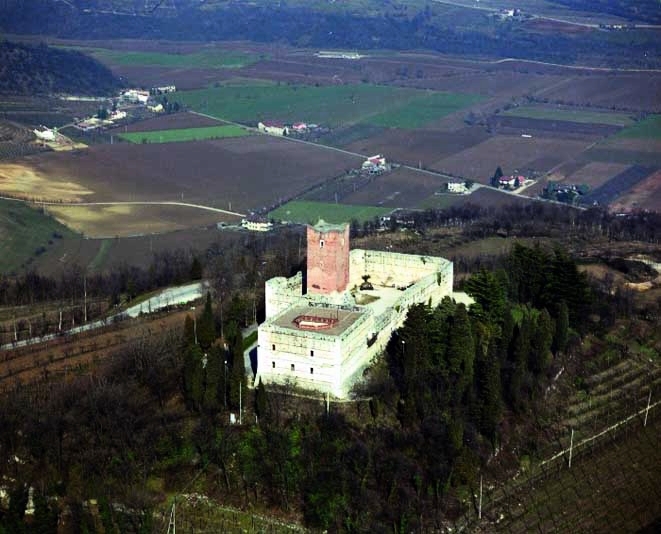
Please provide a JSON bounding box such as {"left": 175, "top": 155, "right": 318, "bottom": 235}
{"left": 45, "top": 203, "right": 237, "bottom": 238}
{"left": 118, "top": 124, "right": 250, "bottom": 144}
{"left": 62, "top": 45, "right": 260, "bottom": 69}
{"left": 501, "top": 106, "right": 635, "bottom": 126}
{"left": 580, "top": 165, "right": 657, "bottom": 206}
{"left": 174, "top": 83, "right": 482, "bottom": 128}
{"left": 108, "top": 111, "right": 223, "bottom": 133}
{"left": 616, "top": 114, "right": 661, "bottom": 139}
{"left": 4, "top": 135, "right": 363, "bottom": 212}
{"left": 429, "top": 136, "right": 589, "bottom": 182}
{"left": 269, "top": 200, "right": 391, "bottom": 224}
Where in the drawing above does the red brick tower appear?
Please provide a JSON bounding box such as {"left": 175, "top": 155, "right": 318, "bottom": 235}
{"left": 306, "top": 221, "right": 350, "bottom": 295}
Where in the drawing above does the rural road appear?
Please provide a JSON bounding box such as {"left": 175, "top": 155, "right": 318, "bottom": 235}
{"left": 0, "top": 281, "right": 206, "bottom": 351}
{"left": 0, "top": 196, "right": 246, "bottom": 218}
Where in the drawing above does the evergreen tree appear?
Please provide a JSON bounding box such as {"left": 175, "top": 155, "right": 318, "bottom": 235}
{"left": 491, "top": 166, "right": 503, "bottom": 187}
{"left": 203, "top": 346, "right": 223, "bottom": 412}
{"left": 198, "top": 292, "right": 216, "bottom": 350}
{"left": 32, "top": 491, "right": 58, "bottom": 534}
{"left": 255, "top": 378, "right": 268, "bottom": 421}
{"left": 183, "top": 314, "right": 195, "bottom": 346}
{"left": 184, "top": 344, "right": 205, "bottom": 411}
{"left": 228, "top": 322, "right": 245, "bottom": 409}
{"left": 530, "top": 308, "right": 553, "bottom": 376}
{"left": 446, "top": 304, "right": 474, "bottom": 408}
{"left": 553, "top": 301, "right": 569, "bottom": 355}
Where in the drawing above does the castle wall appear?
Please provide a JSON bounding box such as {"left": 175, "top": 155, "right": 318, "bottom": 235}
{"left": 265, "top": 272, "right": 303, "bottom": 319}
{"left": 307, "top": 223, "right": 350, "bottom": 295}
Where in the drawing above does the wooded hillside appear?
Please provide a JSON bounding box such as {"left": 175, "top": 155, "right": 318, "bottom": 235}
{"left": 0, "top": 41, "right": 122, "bottom": 96}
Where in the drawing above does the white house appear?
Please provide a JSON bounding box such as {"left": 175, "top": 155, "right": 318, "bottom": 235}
{"left": 258, "top": 121, "right": 290, "bottom": 136}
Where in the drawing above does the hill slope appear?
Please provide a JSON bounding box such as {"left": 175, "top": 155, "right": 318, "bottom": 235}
{"left": 0, "top": 40, "right": 122, "bottom": 96}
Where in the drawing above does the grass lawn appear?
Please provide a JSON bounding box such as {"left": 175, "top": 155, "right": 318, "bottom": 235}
{"left": 269, "top": 200, "right": 391, "bottom": 225}
{"left": 617, "top": 115, "right": 661, "bottom": 139}
{"left": 64, "top": 46, "right": 260, "bottom": 69}
{"left": 119, "top": 125, "right": 250, "bottom": 143}
{"left": 175, "top": 83, "right": 481, "bottom": 128}
{"left": 502, "top": 106, "right": 635, "bottom": 126}
{"left": 417, "top": 193, "right": 463, "bottom": 210}
{"left": 0, "top": 199, "right": 77, "bottom": 273}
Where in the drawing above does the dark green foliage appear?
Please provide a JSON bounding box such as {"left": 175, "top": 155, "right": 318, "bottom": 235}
{"left": 491, "top": 166, "right": 504, "bottom": 187}
{"left": 32, "top": 491, "right": 58, "bottom": 534}
{"left": 0, "top": 41, "right": 122, "bottom": 96}
{"left": 553, "top": 301, "right": 570, "bottom": 354}
{"left": 183, "top": 343, "right": 205, "bottom": 411}
{"left": 255, "top": 378, "right": 267, "bottom": 420}
{"left": 197, "top": 292, "right": 217, "bottom": 350}
{"left": 226, "top": 321, "right": 245, "bottom": 410}
{"left": 183, "top": 314, "right": 195, "bottom": 346}
{"left": 530, "top": 308, "right": 554, "bottom": 376}
{"left": 203, "top": 346, "right": 223, "bottom": 411}
{"left": 190, "top": 257, "right": 203, "bottom": 280}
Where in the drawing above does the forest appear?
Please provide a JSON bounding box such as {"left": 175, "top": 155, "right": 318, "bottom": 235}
{"left": 1, "top": 2, "right": 660, "bottom": 68}
{"left": 2, "top": 198, "right": 655, "bottom": 532}
{"left": 0, "top": 41, "right": 122, "bottom": 96}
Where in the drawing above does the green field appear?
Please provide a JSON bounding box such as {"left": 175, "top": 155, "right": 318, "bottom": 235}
{"left": 269, "top": 201, "right": 391, "bottom": 225}
{"left": 0, "top": 199, "right": 77, "bottom": 273}
{"left": 502, "top": 106, "right": 635, "bottom": 126}
{"left": 175, "top": 83, "right": 481, "bottom": 128}
{"left": 617, "top": 115, "right": 661, "bottom": 139}
{"left": 65, "top": 46, "right": 260, "bottom": 69}
{"left": 119, "top": 125, "right": 250, "bottom": 143}
{"left": 368, "top": 91, "right": 484, "bottom": 128}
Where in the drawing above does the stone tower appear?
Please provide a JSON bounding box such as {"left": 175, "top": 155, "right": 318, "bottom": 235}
{"left": 306, "top": 221, "right": 350, "bottom": 295}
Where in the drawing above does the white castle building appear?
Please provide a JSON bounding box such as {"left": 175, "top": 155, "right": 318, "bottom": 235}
{"left": 255, "top": 221, "right": 455, "bottom": 398}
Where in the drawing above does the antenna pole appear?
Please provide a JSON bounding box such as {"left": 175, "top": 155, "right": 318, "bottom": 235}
{"left": 478, "top": 474, "right": 483, "bottom": 519}
{"left": 568, "top": 428, "right": 574, "bottom": 468}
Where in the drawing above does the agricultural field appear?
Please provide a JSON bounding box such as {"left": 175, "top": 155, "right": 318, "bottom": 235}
{"left": 564, "top": 162, "right": 631, "bottom": 189}
{"left": 118, "top": 124, "right": 250, "bottom": 144}
{"left": 609, "top": 170, "right": 661, "bottom": 213}
{"left": 68, "top": 46, "right": 260, "bottom": 69}
{"left": 174, "top": 83, "right": 482, "bottom": 128}
{"left": 339, "top": 167, "right": 450, "bottom": 208}
{"left": 536, "top": 74, "right": 661, "bottom": 112}
{"left": 429, "top": 136, "right": 589, "bottom": 182}
{"left": 580, "top": 165, "right": 658, "bottom": 207}
{"left": 501, "top": 106, "right": 635, "bottom": 126}
{"left": 269, "top": 200, "right": 391, "bottom": 225}
{"left": 344, "top": 126, "right": 490, "bottom": 168}
{"left": 0, "top": 198, "right": 77, "bottom": 273}
{"left": 488, "top": 115, "right": 622, "bottom": 139}
{"left": 108, "top": 111, "right": 223, "bottom": 133}
{"left": 4, "top": 135, "right": 363, "bottom": 213}
{"left": 616, "top": 114, "right": 661, "bottom": 139}
{"left": 45, "top": 203, "right": 237, "bottom": 238}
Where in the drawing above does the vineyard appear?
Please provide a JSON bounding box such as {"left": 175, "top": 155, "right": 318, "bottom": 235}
{"left": 0, "top": 121, "right": 46, "bottom": 160}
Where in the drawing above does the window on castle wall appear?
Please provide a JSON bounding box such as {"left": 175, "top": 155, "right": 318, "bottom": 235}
{"left": 320, "top": 240, "right": 324, "bottom": 248}
{"left": 291, "top": 364, "right": 295, "bottom": 371}
{"left": 272, "top": 344, "right": 275, "bottom": 350}
{"left": 310, "top": 350, "right": 314, "bottom": 356}
{"left": 310, "top": 367, "right": 314, "bottom": 375}
{"left": 272, "top": 361, "right": 275, "bottom": 368}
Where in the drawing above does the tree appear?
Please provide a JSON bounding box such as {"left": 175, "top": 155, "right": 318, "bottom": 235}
{"left": 203, "top": 346, "right": 223, "bottom": 412}
{"left": 227, "top": 322, "right": 245, "bottom": 410}
{"left": 197, "top": 292, "right": 216, "bottom": 350}
{"left": 255, "top": 378, "right": 268, "bottom": 421}
{"left": 184, "top": 344, "right": 205, "bottom": 411}
{"left": 553, "top": 301, "right": 569, "bottom": 355}
{"left": 530, "top": 308, "right": 553, "bottom": 376}
{"left": 491, "top": 166, "right": 503, "bottom": 187}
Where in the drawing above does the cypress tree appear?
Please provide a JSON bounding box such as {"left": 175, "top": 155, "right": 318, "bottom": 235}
{"left": 184, "top": 344, "right": 205, "bottom": 411}
{"left": 228, "top": 321, "right": 245, "bottom": 409}
{"left": 198, "top": 292, "right": 217, "bottom": 350}
{"left": 255, "top": 378, "right": 268, "bottom": 421}
{"left": 183, "top": 314, "right": 195, "bottom": 346}
{"left": 530, "top": 308, "right": 554, "bottom": 376}
{"left": 553, "top": 301, "right": 569, "bottom": 355}
{"left": 203, "top": 346, "right": 222, "bottom": 412}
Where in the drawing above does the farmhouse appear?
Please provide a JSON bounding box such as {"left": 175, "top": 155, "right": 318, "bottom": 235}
{"left": 256, "top": 221, "right": 455, "bottom": 398}
{"left": 447, "top": 180, "right": 468, "bottom": 193}
{"left": 241, "top": 216, "right": 274, "bottom": 232}
{"left": 258, "top": 121, "right": 290, "bottom": 136}
{"left": 361, "top": 154, "right": 388, "bottom": 174}
{"left": 499, "top": 175, "right": 524, "bottom": 189}
{"left": 121, "top": 89, "right": 150, "bottom": 104}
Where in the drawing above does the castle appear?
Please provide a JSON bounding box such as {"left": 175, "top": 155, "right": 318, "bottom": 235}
{"left": 255, "top": 221, "right": 454, "bottom": 398}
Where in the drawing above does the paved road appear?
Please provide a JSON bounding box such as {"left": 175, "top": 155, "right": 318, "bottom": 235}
{"left": 0, "top": 282, "right": 206, "bottom": 351}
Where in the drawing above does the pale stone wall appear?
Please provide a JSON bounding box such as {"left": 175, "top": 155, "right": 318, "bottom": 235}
{"left": 265, "top": 273, "right": 303, "bottom": 319}
{"left": 349, "top": 249, "right": 451, "bottom": 289}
